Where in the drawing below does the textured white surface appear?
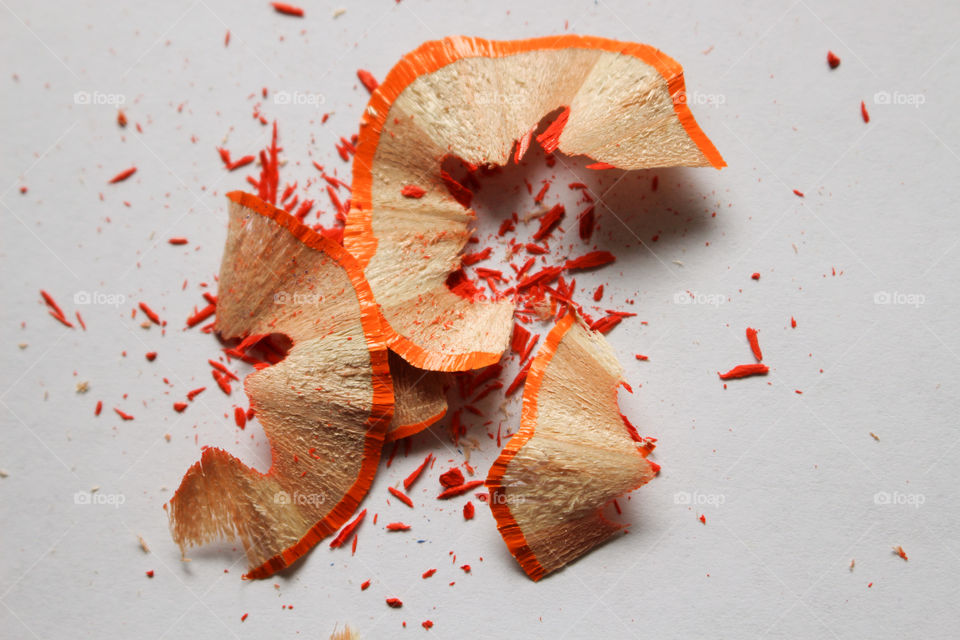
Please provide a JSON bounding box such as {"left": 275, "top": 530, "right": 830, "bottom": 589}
{"left": 2, "top": 1, "right": 959, "bottom": 638}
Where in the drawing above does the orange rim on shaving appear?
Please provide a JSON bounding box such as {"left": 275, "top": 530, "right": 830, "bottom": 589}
{"left": 387, "top": 350, "right": 448, "bottom": 441}
{"left": 168, "top": 191, "right": 393, "bottom": 579}
{"left": 485, "top": 313, "right": 657, "bottom": 581}
{"left": 345, "top": 35, "right": 725, "bottom": 372}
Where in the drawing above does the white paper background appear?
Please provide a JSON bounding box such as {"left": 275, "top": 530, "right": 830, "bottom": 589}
{"left": 2, "top": 1, "right": 959, "bottom": 638}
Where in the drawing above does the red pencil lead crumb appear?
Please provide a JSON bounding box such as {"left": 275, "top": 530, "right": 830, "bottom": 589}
{"left": 422, "top": 621, "right": 433, "bottom": 629}
{"left": 400, "top": 184, "right": 426, "bottom": 198}
{"left": 460, "top": 564, "right": 471, "bottom": 573}
{"left": 699, "top": 514, "right": 706, "bottom": 525}
{"left": 793, "top": 189, "right": 804, "bottom": 197}
{"left": 750, "top": 272, "right": 760, "bottom": 280}
{"left": 386, "top": 597, "right": 403, "bottom": 608}
{"left": 108, "top": 167, "right": 137, "bottom": 184}
{"left": 437, "top": 480, "right": 484, "bottom": 499}
{"left": 361, "top": 579, "right": 371, "bottom": 590}
{"left": 403, "top": 453, "right": 431, "bottom": 490}
{"left": 117, "top": 110, "right": 127, "bottom": 127}
{"left": 357, "top": 69, "right": 379, "bottom": 93}
{"left": 388, "top": 486, "right": 414, "bottom": 508}
{"left": 422, "top": 568, "right": 436, "bottom": 579}
{"left": 827, "top": 51, "right": 841, "bottom": 69}
{"left": 95, "top": 401, "right": 103, "bottom": 416}
{"left": 893, "top": 545, "right": 908, "bottom": 561}
{"left": 329, "top": 509, "right": 367, "bottom": 548}
{"left": 145, "top": 352, "right": 157, "bottom": 362}
{"left": 173, "top": 402, "right": 188, "bottom": 413}
{"left": 439, "top": 467, "right": 464, "bottom": 488}
{"left": 270, "top": 2, "right": 304, "bottom": 17}
{"left": 386, "top": 522, "right": 411, "bottom": 531}
{"left": 790, "top": 316, "right": 797, "bottom": 328}
{"left": 861, "top": 100, "right": 870, "bottom": 123}
{"left": 635, "top": 354, "right": 648, "bottom": 361}
{"left": 718, "top": 364, "right": 769, "bottom": 380}
{"left": 585, "top": 162, "right": 615, "bottom": 170}
{"left": 463, "top": 501, "right": 475, "bottom": 520}
{"left": 145, "top": 570, "right": 154, "bottom": 578}
{"left": 168, "top": 237, "right": 188, "bottom": 245}
{"left": 745, "top": 327, "right": 763, "bottom": 361}
{"left": 114, "top": 408, "right": 135, "bottom": 421}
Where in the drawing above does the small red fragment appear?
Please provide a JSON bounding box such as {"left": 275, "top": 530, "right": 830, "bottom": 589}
{"left": 386, "top": 522, "right": 411, "bottom": 531}
{"left": 751, "top": 272, "right": 760, "bottom": 280}
{"left": 422, "top": 621, "right": 433, "bottom": 629}
{"left": 793, "top": 189, "right": 804, "bottom": 197}
{"left": 699, "top": 514, "right": 706, "bottom": 525}
{"left": 168, "top": 237, "right": 188, "bottom": 245}
{"left": 536, "top": 106, "right": 570, "bottom": 153}
{"left": 439, "top": 467, "right": 464, "bottom": 488}
{"left": 440, "top": 170, "right": 473, "bottom": 208}
{"left": 533, "top": 203, "right": 565, "bottom": 241}
{"left": 585, "top": 162, "right": 615, "bottom": 170}
{"left": 361, "top": 579, "right": 371, "bottom": 590}
{"left": 173, "top": 402, "right": 188, "bottom": 413}
{"left": 564, "top": 251, "right": 615, "bottom": 271}
{"left": 145, "top": 351, "right": 157, "bottom": 362}
{"left": 114, "top": 408, "right": 134, "bottom": 421}
{"left": 718, "top": 364, "right": 769, "bottom": 380}
{"left": 460, "top": 564, "right": 471, "bottom": 573}
{"left": 745, "top": 327, "right": 763, "bottom": 361}
{"left": 403, "top": 453, "right": 432, "bottom": 490}
{"left": 234, "top": 407, "right": 246, "bottom": 429}
{"left": 422, "top": 568, "right": 436, "bottom": 579}
{"left": 635, "top": 354, "right": 648, "bottom": 361}
{"left": 401, "top": 184, "right": 426, "bottom": 198}
{"left": 329, "top": 509, "right": 367, "bottom": 548}
{"left": 138, "top": 302, "right": 161, "bottom": 325}
{"left": 388, "top": 486, "right": 414, "bottom": 508}
{"left": 437, "top": 480, "right": 484, "bottom": 499}
{"left": 463, "top": 501, "right": 475, "bottom": 520}
{"left": 386, "top": 597, "right": 403, "bottom": 609}
{"left": 893, "top": 545, "right": 908, "bottom": 561}
{"left": 593, "top": 284, "right": 604, "bottom": 302}
{"left": 145, "top": 570, "right": 154, "bottom": 578}
{"left": 861, "top": 100, "right": 870, "bottom": 123}
{"left": 791, "top": 316, "right": 797, "bottom": 328}
{"left": 95, "top": 401, "right": 103, "bottom": 416}
{"left": 108, "top": 167, "right": 137, "bottom": 184}
{"left": 827, "top": 51, "right": 841, "bottom": 69}
{"left": 357, "top": 69, "right": 379, "bottom": 93}
{"left": 117, "top": 110, "right": 127, "bottom": 127}
{"left": 270, "top": 2, "right": 304, "bottom": 17}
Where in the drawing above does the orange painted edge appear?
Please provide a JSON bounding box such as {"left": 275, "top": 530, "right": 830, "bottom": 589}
{"left": 217, "top": 191, "right": 393, "bottom": 580}
{"left": 345, "top": 35, "right": 725, "bottom": 372}
{"left": 386, "top": 406, "right": 448, "bottom": 442}
{"left": 386, "top": 329, "right": 503, "bottom": 373}
{"left": 484, "top": 313, "right": 577, "bottom": 582}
